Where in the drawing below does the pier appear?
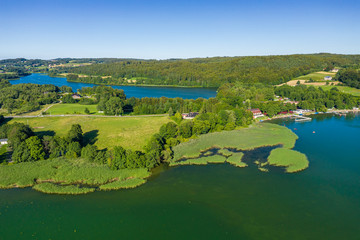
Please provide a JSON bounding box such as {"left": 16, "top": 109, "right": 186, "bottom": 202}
{"left": 289, "top": 115, "right": 312, "bottom": 122}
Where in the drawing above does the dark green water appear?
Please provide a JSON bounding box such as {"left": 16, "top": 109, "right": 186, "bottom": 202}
{"left": 1, "top": 114, "right": 360, "bottom": 239}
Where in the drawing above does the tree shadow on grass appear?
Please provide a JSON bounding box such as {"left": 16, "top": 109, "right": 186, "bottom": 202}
{"left": 83, "top": 130, "right": 99, "bottom": 145}
{"left": 36, "top": 130, "right": 56, "bottom": 137}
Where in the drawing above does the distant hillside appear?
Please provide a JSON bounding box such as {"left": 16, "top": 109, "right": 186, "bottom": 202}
{"left": 63, "top": 54, "right": 360, "bottom": 87}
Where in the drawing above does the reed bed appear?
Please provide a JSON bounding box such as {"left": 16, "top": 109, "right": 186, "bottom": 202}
{"left": 266, "top": 148, "right": 309, "bottom": 173}
{"left": 172, "top": 123, "right": 298, "bottom": 162}
{"left": 226, "top": 152, "right": 247, "bottom": 167}
{"left": 33, "top": 183, "right": 95, "bottom": 195}
{"left": 0, "top": 158, "right": 150, "bottom": 190}
{"left": 99, "top": 178, "right": 146, "bottom": 190}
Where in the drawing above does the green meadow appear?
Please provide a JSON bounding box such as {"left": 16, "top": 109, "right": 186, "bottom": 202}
{"left": 46, "top": 103, "right": 100, "bottom": 115}
{"left": 8, "top": 116, "right": 171, "bottom": 150}
{"left": 318, "top": 85, "right": 360, "bottom": 97}
{"left": 293, "top": 71, "right": 336, "bottom": 81}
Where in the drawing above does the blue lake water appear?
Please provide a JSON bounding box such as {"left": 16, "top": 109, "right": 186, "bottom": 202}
{"left": 1, "top": 114, "right": 360, "bottom": 239}
{"left": 9, "top": 73, "right": 217, "bottom": 99}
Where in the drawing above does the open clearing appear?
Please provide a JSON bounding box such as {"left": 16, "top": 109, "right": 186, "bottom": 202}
{"left": 293, "top": 71, "right": 336, "bottom": 81}
{"left": 46, "top": 103, "right": 100, "bottom": 115}
{"left": 7, "top": 116, "right": 171, "bottom": 150}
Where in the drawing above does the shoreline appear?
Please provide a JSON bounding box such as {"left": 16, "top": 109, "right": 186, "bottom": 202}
{"left": 262, "top": 109, "right": 360, "bottom": 122}
{"left": 35, "top": 72, "right": 219, "bottom": 89}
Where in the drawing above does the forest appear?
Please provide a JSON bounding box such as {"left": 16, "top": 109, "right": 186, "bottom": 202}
{"left": 61, "top": 54, "right": 360, "bottom": 87}
{"left": 336, "top": 68, "right": 360, "bottom": 89}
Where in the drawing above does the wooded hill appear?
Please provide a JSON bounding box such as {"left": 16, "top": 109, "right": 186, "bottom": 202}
{"left": 63, "top": 54, "right": 360, "bottom": 87}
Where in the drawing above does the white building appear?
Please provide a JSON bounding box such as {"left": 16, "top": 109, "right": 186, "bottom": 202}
{"left": 0, "top": 139, "right": 8, "bottom": 145}
{"left": 324, "top": 76, "right": 333, "bottom": 81}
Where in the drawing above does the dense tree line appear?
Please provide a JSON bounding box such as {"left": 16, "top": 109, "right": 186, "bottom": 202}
{"left": 0, "top": 80, "right": 66, "bottom": 114}
{"left": 63, "top": 54, "right": 360, "bottom": 87}
{"left": 336, "top": 69, "right": 360, "bottom": 89}
{"left": 275, "top": 85, "right": 360, "bottom": 112}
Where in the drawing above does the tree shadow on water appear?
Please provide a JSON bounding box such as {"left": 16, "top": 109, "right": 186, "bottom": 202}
{"left": 83, "top": 130, "right": 99, "bottom": 145}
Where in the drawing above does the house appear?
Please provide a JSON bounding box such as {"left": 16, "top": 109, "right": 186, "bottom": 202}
{"left": 250, "top": 108, "right": 264, "bottom": 119}
{"left": 0, "top": 139, "right": 8, "bottom": 145}
{"left": 72, "top": 94, "right": 81, "bottom": 99}
{"left": 182, "top": 112, "right": 199, "bottom": 119}
{"left": 324, "top": 76, "right": 333, "bottom": 81}
{"left": 330, "top": 68, "right": 339, "bottom": 73}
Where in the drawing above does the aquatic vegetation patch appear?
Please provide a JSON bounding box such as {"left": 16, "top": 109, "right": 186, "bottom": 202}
{"left": 218, "top": 148, "right": 233, "bottom": 157}
{"left": 171, "top": 123, "right": 308, "bottom": 173}
{"left": 99, "top": 178, "right": 146, "bottom": 190}
{"left": 33, "top": 183, "right": 95, "bottom": 195}
{"left": 266, "top": 148, "right": 309, "bottom": 173}
{"left": 0, "top": 158, "right": 150, "bottom": 192}
{"left": 172, "top": 123, "right": 298, "bottom": 162}
{"left": 226, "top": 152, "right": 246, "bottom": 167}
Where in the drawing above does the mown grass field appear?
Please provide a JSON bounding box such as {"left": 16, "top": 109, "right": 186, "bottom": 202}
{"left": 46, "top": 103, "right": 100, "bottom": 115}
{"left": 8, "top": 116, "right": 171, "bottom": 150}
{"left": 0, "top": 158, "right": 150, "bottom": 194}
{"left": 293, "top": 71, "right": 336, "bottom": 81}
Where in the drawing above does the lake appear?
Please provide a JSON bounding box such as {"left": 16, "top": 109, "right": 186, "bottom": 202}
{"left": 1, "top": 114, "right": 360, "bottom": 239}
{"left": 9, "top": 74, "right": 217, "bottom": 99}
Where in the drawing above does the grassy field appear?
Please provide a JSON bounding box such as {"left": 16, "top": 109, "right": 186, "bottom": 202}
{"left": 0, "top": 158, "right": 150, "bottom": 194}
{"left": 317, "top": 85, "right": 360, "bottom": 96}
{"left": 266, "top": 148, "right": 309, "bottom": 173}
{"left": 172, "top": 123, "right": 298, "bottom": 161}
{"left": 46, "top": 104, "right": 100, "bottom": 115}
{"left": 8, "top": 116, "right": 171, "bottom": 150}
{"left": 293, "top": 71, "right": 336, "bottom": 81}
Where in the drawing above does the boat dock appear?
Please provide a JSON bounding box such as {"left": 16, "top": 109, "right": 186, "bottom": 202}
{"left": 289, "top": 115, "right": 312, "bottom": 122}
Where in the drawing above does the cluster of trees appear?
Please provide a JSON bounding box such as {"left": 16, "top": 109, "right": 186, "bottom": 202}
{"left": 0, "top": 121, "right": 161, "bottom": 169}
{"left": 0, "top": 123, "right": 99, "bottom": 163}
{"left": 136, "top": 110, "right": 253, "bottom": 166}
{"left": 61, "top": 54, "right": 360, "bottom": 87}
{"left": 0, "top": 80, "right": 70, "bottom": 114}
{"left": 275, "top": 85, "right": 360, "bottom": 112}
{"left": 336, "top": 69, "right": 360, "bottom": 89}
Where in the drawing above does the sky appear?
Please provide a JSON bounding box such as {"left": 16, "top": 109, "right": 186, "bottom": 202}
{"left": 1, "top": 0, "right": 359, "bottom": 59}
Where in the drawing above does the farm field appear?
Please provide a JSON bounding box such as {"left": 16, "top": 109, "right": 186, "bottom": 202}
{"left": 293, "top": 71, "right": 336, "bottom": 81}
{"left": 7, "top": 116, "right": 171, "bottom": 150}
{"left": 46, "top": 103, "right": 100, "bottom": 115}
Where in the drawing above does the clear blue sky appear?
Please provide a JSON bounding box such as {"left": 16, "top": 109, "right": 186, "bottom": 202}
{"left": 1, "top": 0, "right": 359, "bottom": 59}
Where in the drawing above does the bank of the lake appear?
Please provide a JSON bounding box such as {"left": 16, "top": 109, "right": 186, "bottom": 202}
{"left": 1, "top": 114, "right": 360, "bottom": 239}
{"left": 9, "top": 73, "right": 217, "bottom": 99}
